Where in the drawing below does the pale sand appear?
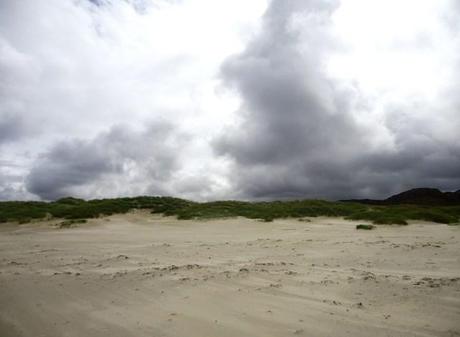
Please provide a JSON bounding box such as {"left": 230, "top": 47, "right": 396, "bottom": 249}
{"left": 0, "top": 211, "right": 459, "bottom": 337}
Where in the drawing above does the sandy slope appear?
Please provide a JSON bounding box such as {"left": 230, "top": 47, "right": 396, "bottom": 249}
{"left": 0, "top": 211, "right": 459, "bottom": 337}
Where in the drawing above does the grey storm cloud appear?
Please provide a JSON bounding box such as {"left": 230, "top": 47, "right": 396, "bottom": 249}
{"left": 26, "top": 122, "right": 188, "bottom": 200}
{"left": 215, "top": 0, "right": 460, "bottom": 200}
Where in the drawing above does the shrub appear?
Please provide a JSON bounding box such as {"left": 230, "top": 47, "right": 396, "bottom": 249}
{"left": 356, "top": 224, "right": 375, "bottom": 230}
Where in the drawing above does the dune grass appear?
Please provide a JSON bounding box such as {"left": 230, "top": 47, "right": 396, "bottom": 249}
{"left": 356, "top": 224, "right": 375, "bottom": 230}
{"left": 1, "top": 196, "right": 459, "bottom": 225}
{"left": 172, "top": 200, "right": 366, "bottom": 221}
{"left": 0, "top": 196, "right": 192, "bottom": 224}
{"left": 345, "top": 205, "right": 460, "bottom": 225}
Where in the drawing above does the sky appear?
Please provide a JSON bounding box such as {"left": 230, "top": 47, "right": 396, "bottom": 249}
{"left": 0, "top": 0, "right": 459, "bottom": 201}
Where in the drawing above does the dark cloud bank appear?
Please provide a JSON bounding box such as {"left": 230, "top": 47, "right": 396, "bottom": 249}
{"left": 26, "top": 122, "right": 189, "bottom": 200}
{"left": 214, "top": 0, "right": 460, "bottom": 200}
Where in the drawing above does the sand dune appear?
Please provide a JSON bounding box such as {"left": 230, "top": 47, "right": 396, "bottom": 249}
{"left": 1, "top": 211, "right": 459, "bottom": 337}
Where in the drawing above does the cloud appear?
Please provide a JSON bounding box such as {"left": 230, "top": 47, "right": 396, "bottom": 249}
{"left": 25, "top": 121, "right": 233, "bottom": 201}
{"left": 25, "top": 122, "right": 188, "bottom": 200}
{"left": 0, "top": 0, "right": 265, "bottom": 201}
{"left": 1, "top": 0, "right": 459, "bottom": 201}
{"left": 0, "top": 113, "right": 25, "bottom": 144}
{"left": 0, "top": 159, "right": 33, "bottom": 200}
{"left": 215, "top": 0, "right": 460, "bottom": 200}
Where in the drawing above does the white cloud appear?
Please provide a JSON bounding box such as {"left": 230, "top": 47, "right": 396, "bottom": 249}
{"left": 0, "top": 0, "right": 267, "bottom": 200}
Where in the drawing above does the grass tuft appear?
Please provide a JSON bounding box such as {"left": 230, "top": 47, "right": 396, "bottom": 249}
{"left": 356, "top": 224, "right": 375, "bottom": 230}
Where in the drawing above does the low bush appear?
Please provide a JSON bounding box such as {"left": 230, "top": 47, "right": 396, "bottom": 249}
{"left": 356, "top": 224, "right": 375, "bottom": 230}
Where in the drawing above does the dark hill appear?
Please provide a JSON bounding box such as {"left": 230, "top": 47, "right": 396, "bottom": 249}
{"left": 343, "top": 188, "right": 460, "bottom": 205}
{"left": 386, "top": 188, "right": 446, "bottom": 204}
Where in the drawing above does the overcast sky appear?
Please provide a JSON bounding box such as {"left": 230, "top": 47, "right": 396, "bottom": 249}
{"left": 1, "top": 0, "right": 459, "bottom": 201}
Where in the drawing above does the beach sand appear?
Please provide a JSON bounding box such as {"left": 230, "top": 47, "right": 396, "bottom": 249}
{"left": 1, "top": 211, "right": 459, "bottom": 337}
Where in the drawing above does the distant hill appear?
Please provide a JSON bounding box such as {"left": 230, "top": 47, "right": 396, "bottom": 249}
{"left": 343, "top": 188, "right": 460, "bottom": 205}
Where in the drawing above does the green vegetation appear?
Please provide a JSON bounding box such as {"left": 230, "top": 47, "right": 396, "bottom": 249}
{"left": 1, "top": 196, "right": 459, "bottom": 225}
{"left": 356, "top": 224, "right": 375, "bottom": 230}
{"left": 58, "top": 219, "right": 87, "bottom": 229}
{"left": 345, "top": 205, "right": 460, "bottom": 225}
{"left": 172, "top": 199, "right": 365, "bottom": 220}
{"left": 0, "top": 196, "right": 192, "bottom": 224}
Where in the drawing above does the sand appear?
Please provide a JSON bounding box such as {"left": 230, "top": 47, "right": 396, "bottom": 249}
{"left": 0, "top": 211, "right": 459, "bottom": 337}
